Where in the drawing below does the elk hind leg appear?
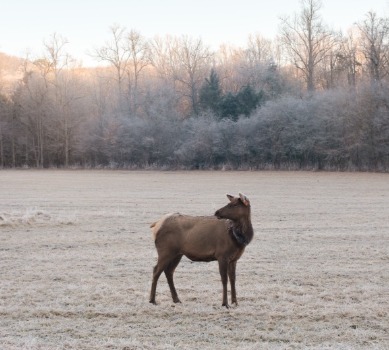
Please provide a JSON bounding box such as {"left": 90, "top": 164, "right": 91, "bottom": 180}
{"left": 164, "top": 255, "right": 183, "bottom": 303}
{"left": 150, "top": 255, "right": 171, "bottom": 304}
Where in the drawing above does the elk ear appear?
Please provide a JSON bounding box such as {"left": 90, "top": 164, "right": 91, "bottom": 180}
{"left": 226, "top": 194, "right": 235, "bottom": 202}
{"left": 239, "top": 193, "right": 250, "bottom": 206}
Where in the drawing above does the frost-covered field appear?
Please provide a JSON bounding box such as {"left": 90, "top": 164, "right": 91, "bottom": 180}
{"left": 0, "top": 170, "right": 388, "bottom": 349}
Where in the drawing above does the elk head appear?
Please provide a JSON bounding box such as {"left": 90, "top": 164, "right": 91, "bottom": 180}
{"left": 215, "top": 193, "right": 251, "bottom": 221}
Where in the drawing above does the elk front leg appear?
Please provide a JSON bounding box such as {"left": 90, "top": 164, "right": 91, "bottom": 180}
{"left": 228, "top": 261, "right": 237, "bottom": 305}
{"left": 218, "top": 259, "right": 229, "bottom": 308}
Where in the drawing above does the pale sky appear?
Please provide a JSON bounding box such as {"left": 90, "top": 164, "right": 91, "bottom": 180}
{"left": 0, "top": 0, "right": 388, "bottom": 66}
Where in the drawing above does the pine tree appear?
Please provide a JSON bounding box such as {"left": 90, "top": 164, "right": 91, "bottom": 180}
{"left": 236, "top": 85, "right": 263, "bottom": 117}
{"left": 219, "top": 93, "right": 241, "bottom": 121}
{"left": 199, "top": 69, "right": 222, "bottom": 116}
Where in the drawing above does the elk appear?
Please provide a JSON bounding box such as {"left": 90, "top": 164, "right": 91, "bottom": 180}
{"left": 149, "top": 193, "right": 253, "bottom": 308}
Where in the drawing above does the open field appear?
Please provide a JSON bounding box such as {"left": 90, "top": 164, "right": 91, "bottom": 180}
{"left": 0, "top": 170, "right": 388, "bottom": 349}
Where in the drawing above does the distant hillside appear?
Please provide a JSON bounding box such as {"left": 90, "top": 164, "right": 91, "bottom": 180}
{"left": 0, "top": 52, "right": 24, "bottom": 95}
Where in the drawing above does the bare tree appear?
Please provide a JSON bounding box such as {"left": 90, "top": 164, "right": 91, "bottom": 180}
{"left": 280, "top": 0, "right": 336, "bottom": 91}
{"left": 150, "top": 35, "right": 212, "bottom": 116}
{"left": 244, "top": 35, "right": 284, "bottom": 96}
{"left": 42, "top": 34, "right": 86, "bottom": 168}
{"left": 43, "top": 33, "right": 71, "bottom": 76}
{"left": 0, "top": 94, "right": 10, "bottom": 167}
{"left": 94, "top": 25, "right": 150, "bottom": 116}
{"left": 17, "top": 53, "right": 54, "bottom": 168}
{"left": 149, "top": 35, "right": 175, "bottom": 81}
{"left": 338, "top": 29, "right": 363, "bottom": 88}
{"left": 94, "top": 25, "right": 131, "bottom": 112}
{"left": 357, "top": 11, "right": 389, "bottom": 83}
{"left": 317, "top": 33, "right": 343, "bottom": 89}
{"left": 246, "top": 34, "right": 274, "bottom": 66}
{"left": 214, "top": 44, "right": 244, "bottom": 93}
{"left": 125, "top": 29, "right": 149, "bottom": 115}
{"left": 16, "top": 34, "right": 85, "bottom": 167}
{"left": 175, "top": 36, "right": 212, "bottom": 115}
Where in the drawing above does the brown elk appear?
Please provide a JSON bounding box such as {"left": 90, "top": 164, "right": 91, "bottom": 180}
{"left": 149, "top": 193, "right": 253, "bottom": 308}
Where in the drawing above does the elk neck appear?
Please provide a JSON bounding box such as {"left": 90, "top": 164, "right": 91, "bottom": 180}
{"left": 229, "top": 214, "right": 253, "bottom": 247}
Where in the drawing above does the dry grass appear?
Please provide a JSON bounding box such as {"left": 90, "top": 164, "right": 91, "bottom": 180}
{"left": 0, "top": 170, "right": 388, "bottom": 349}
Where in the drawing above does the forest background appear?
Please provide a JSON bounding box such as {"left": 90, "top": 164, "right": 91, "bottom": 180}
{"left": 1, "top": 0, "right": 389, "bottom": 171}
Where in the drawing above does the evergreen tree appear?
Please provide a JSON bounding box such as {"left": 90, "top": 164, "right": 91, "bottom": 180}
{"left": 236, "top": 85, "right": 263, "bottom": 117}
{"left": 219, "top": 85, "right": 263, "bottom": 120}
{"left": 199, "top": 69, "right": 222, "bottom": 116}
{"left": 219, "top": 93, "right": 241, "bottom": 121}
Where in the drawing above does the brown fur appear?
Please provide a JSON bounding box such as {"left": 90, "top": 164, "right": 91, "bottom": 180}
{"left": 150, "top": 213, "right": 177, "bottom": 240}
{"left": 149, "top": 193, "right": 253, "bottom": 308}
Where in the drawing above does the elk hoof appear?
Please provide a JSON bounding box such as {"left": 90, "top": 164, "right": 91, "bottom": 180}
{"left": 149, "top": 300, "right": 157, "bottom": 305}
{"left": 222, "top": 303, "right": 230, "bottom": 309}
{"left": 173, "top": 298, "right": 182, "bottom": 304}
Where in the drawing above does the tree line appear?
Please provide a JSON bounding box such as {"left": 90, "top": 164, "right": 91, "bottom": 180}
{"left": 0, "top": 0, "right": 388, "bottom": 170}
